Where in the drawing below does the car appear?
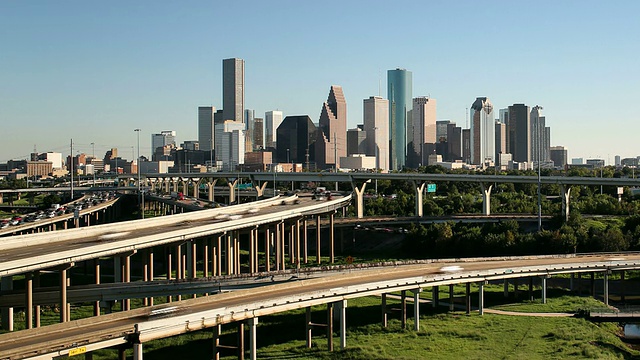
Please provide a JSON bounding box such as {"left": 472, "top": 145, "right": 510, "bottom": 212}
{"left": 438, "top": 266, "right": 463, "bottom": 273}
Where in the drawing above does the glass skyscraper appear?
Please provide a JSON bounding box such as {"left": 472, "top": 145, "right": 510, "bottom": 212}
{"left": 387, "top": 68, "right": 412, "bottom": 170}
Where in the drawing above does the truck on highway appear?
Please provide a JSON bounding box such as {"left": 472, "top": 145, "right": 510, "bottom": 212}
{"left": 170, "top": 192, "right": 185, "bottom": 200}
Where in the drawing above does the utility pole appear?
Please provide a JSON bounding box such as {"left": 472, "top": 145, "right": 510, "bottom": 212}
{"left": 134, "top": 129, "right": 142, "bottom": 219}
{"left": 70, "top": 139, "right": 74, "bottom": 200}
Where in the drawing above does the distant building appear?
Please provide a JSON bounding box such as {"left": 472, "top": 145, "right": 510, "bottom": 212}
{"left": 571, "top": 158, "right": 584, "bottom": 165}
{"left": 586, "top": 159, "right": 605, "bottom": 168}
{"left": 254, "top": 117, "right": 264, "bottom": 150}
{"left": 26, "top": 161, "right": 52, "bottom": 178}
{"left": 363, "top": 96, "right": 389, "bottom": 171}
{"left": 244, "top": 109, "right": 255, "bottom": 153}
{"left": 198, "top": 106, "right": 216, "bottom": 152}
{"left": 223, "top": 58, "right": 244, "bottom": 123}
{"left": 215, "top": 120, "right": 245, "bottom": 171}
{"left": 621, "top": 158, "right": 639, "bottom": 167}
{"left": 388, "top": 68, "right": 412, "bottom": 170}
{"left": 37, "top": 152, "right": 63, "bottom": 170}
{"left": 411, "top": 97, "right": 437, "bottom": 167}
{"left": 530, "top": 106, "right": 550, "bottom": 164}
{"left": 462, "top": 129, "right": 470, "bottom": 163}
{"left": 615, "top": 155, "right": 621, "bottom": 167}
{"left": 339, "top": 154, "right": 376, "bottom": 171}
{"left": 495, "top": 122, "right": 507, "bottom": 162}
{"left": 86, "top": 157, "right": 104, "bottom": 172}
{"left": 347, "top": 126, "right": 367, "bottom": 156}
{"left": 265, "top": 110, "right": 283, "bottom": 149}
{"left": 507, "top": 103, "right": 531, "bottom": 163}
{"left": 550, "top": 146, "right": 568, "bottom": 168}
{"left": 151, "top": 131, "right": 176, "bottom": 155}
{"left": 244, "top": 151, "right": 272, "bottom": 172}
{"left": 276, "top": 115, "right": 317, "bottom": 166}
{"left": 182, "top": 141, "right": 199, "bottom": 151}
{"left": 447, "top": 123, "right": 462, "bottom": 161}
{"left": 470, "top": 97, "right": 494, "bottom": 166}
{"left": 315, "top": 85, "right": 347, "bottom": 169}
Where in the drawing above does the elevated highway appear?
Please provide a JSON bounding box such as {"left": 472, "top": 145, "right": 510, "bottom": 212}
{"left": 1, "top": 253, "right": 639, "bottom": 360}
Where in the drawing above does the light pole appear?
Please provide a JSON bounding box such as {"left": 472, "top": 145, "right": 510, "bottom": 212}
{"left": 210, "top": 138, "right": 213, "bottom": 172}
{"left": 134, "top": 128, "right": 143, "bottom": 219}
{"left": 536, "top": 112, "right": 542, "bottom": 232}
{"left": 373, "top": 127, "right": 379, "bottom": 194}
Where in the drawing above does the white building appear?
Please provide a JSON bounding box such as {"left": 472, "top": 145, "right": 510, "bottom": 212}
{"left": 412, "top": 97, "right": 437, "bottom": 166}
{"left": 151, "top": 131, "right": 176, "bottom": 154}
{"left": 198, "top": 106, "right": 215, "bottom": 152}
{"left": 215, "top": 120, "right": 245, "bottom": 171}
{"left": 339, "top": 154, "right": 376, "bottom": 171}
{"left": 363, "top": 96, "right": 389, "bottom": 171}
{"left": 39, "top": 152, "right": 63, "bottom": 169}
{"left": 470, "top": 97, "right": 495, "bottom": 166}
{"left": 265, "top": 110, "right": 283, "bottom": 149}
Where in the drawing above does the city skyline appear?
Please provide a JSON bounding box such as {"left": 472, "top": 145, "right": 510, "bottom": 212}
{"left": 1, "top": 1, "right": 639, "bottom": 163}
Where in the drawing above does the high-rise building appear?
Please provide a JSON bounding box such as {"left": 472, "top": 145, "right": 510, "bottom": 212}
{"left": 214, "top": 120, "right": 245, "bottom": 171}
{"left": 276, "top": 115, "right": 317, "bottom": 165}
{"left": 223, "top": 58, "right": 244, "bottom": 122}
{"left": 151, "top": 131, "right": 176, "bottom": 156}
{"left": 254, "top": 117, "right": 264, "bottom": 150}
{"left": 388, "top": 68, "right": 412, "bottom": 170}
{"left": 181, "top": 141, "right": 199, "bottom": 151}
{"left": 315, "top": 85, "right": 347, "bottom": 169}
{"left": 244, "top": 109, "right": 255, "bottom": 153}
{"left": 470, "top": 97, "right": 495, "bottom": 166}
{"left": 198, "top": 106, "right": 215, "bottom": 152}
{"left": 447, "top": 123, "right": 462, "bottom": 161}
{"left": 411, "top": 97, "right": 437, "bottom": 167}
{"left": 436, "top": 120, "right": 451, "bottom": 143}
{"left": 363, "top": 96, "right": 389, "bottom": 171}
{"left": 550, "top": 146, "right": 568, "bottom": 168}
{"left": 265, "top": 110, "right": 283, "bottom": 149}
{"left": 615, "top": 155, "right": 621, "bottom": 167}
{"left": 37, "top": 152, "right": 63, "bottom": 169}
{"left": 507, "top": 104, "right": 531, "bottom": 163}
{"left": 530, "top": 106, "right": 550, "bottom": 164}
{"left": 498, "top": 108, "right": 508, "bottom": 124}
{"left": 495, "top": 122, "right": 507, "bottom": 162}
{"left": 462, "top": 129, "right": 470, "bottom": 164}
{"left": 347, "top": 126, "right": 367, "bottom": 156}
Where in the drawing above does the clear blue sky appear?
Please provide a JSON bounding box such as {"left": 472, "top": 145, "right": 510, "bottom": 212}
{"left": 1, "top": 1, "right": 639, "bottom": 163}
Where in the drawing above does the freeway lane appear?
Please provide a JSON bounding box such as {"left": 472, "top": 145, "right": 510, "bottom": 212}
{"left": 2, "top": 253, "right": 640, "bottom": 359}
{"left": 0, "top": 195, "right": 350, "bottom": 277}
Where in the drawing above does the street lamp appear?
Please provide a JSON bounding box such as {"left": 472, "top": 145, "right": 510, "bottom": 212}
{"left": 134, "top": 128, "right": 143, "bottom": 219}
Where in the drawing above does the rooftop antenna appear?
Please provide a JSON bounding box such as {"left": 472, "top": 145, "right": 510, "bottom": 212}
{"left": 465, "top": 107, "right": 469, "bottom": 128}
{"left": 378, "top": 68, "right": 381, "bottom": 97}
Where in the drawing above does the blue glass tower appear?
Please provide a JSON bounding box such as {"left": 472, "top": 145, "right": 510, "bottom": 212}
{"left": 387, "top": 68, "right": 412, "bottom": 170}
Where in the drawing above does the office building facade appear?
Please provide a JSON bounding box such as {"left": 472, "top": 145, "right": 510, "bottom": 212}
{"left": 223, "top": 58, "right": 244, "bottom": 122}
{"left": 315, "top": 85, "right": 347, "bottom": 169}
{"left": 507, "top": 103, "right": 531, "bottom": 163}
{"left": 388, "top": 68, "right": 412, "bottom": 170}
{"left": 410, "top": 97, "right": 437, "bottom": 167}
{"left": 214, "top": 120, "right": 245, "bottom": 171}
{"left": 276, "top": 115, "right": 317, "bottom": 165}
{"left": 550, "top": 146, "right": 568, "bottom": 168}
{"left": 530, "top": 105, "right": 550, "bottom": 164}
{"left": 198, "top": 106, "right": 216, "bottom": 152}
{"left": 363, "top": 96, "right": 389, "bottom": 171}
{"left": 265, "top": 110, "right": 283, "bottom": 149}
{"left": 470, "top": 97, "right": 495, "bottom": 166}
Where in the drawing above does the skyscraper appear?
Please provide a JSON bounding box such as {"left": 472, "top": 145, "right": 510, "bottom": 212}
{"left": 507, "top": 103, "right": 531, "bottom": 163}
{"left": 223, "top": 58, "right": 244, "bottom": 122}
{"left": 411, "top": 97, "right": 437, "bottom": 167}
{"left": 530, "top": 105, "right": 550, "bottom": 164}
{"left": 265, "top": 110, "right": 283, "bottom": 149}
{"left": 214, "top": 120, "right": 245, "bottom": 171}
{"left": 198, "top": 106, "right": 215, "bottom": 152}
{"left": 470, "top": 97, "right": 495, "bottom": 166}
{"left": 254, "top": 117, "right": 264, "bottom": 150}
{"left": 276, "top": 115, "right": 316, "bottom": 165}
{"left": 363, "top": 96, "right": 389, "bottom": 171}
{"left": 495, "top": 122, "right": 507, "bottom": 161}
{"left": 244, "top": 109, "right": 255, "bottom": 153}
{"left": 550, "top": 146, "right": 568, "bottom": 168}
{"left": 447, "top": 123, "right": 462, "bottom": 161}
{"left": 387, "top": 68, "right": 412, "bottom": 170}
{"left": 151, "top": 131, "right": 176, "bottom": 153}
{"left": 315, "top": 85, "right": 347, "bottom": 169}
{"left": 347, "top": 126, "right": 367, "bottom": 156}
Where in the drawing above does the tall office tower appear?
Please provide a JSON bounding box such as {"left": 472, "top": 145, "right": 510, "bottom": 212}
{"left": 254, "top": 117, "right": 264, "bottom": 150}
{"left": 436, "top": 120, "right": 451, "bottom": 143}
{"left": 530, "top": 105, "right": 550, "bottom": 164}
{"left": 507, "top": 103, "right": 531, "bottom": 163}
{"left": 363, "top": 96, "right": 389, "bottom": 171}
{"left": 244, "top": 109, "right": 255, "bottom": 153}
{"left": 410, "top": 97, "right": 437, "bottom": 167}
{"left": 462, "top": 129, "right": 471, "bottom": 163}
{"left": 495, "top": 122, "right": 507, "bottom": 161}
{"left": 388, "top": 68, "right": 412, "bottom": 170}
{"left": 276, "top": 115, "right": 317, "bottom": 164}
{"left": 499, "top": 108, "right": 509, "bottom": 124}
{"left": 347, "top": 126, "right": 367, "bottom": 156}
{"left": 223, "top": 58, "right": 244, "bottom": 122}
{"left": 265, "top": 110, "right": 284, "bottom": 149}
{"left": 181, "top": 141, "right": 199, "bottom": 151}
{"left": 469, "top": 97, "right": 495, "bottom": 166}
{"left": 550, "top": 146, "right": 568, "bottom": 168}
{"left": 315, "top": 85, "right": 347, "bottom": 169}
{"left": 151, "top": 131, "right": 176, "bottom": 154}
{"left": 214, "top": 120, "right": 245, "bottom": 171}
{"left": 447, "top": 123, "right": 462, "bottom": 161}
{"left": 615, "top": 155, "right": 621, "bottom": 167}
{"left": 198, "top": 106, "right": 216, "bottom": 152}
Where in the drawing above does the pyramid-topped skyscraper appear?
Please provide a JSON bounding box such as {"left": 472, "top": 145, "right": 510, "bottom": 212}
{"left": 315, "top": 85, "right": 347, "bottom": 169}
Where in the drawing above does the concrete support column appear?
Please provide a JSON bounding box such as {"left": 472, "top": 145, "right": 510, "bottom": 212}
{"left": 249, "top": 229, "right": 256, "bottom": 273}
{"left": 560, "top": 184, "right": 572, "bottom": 222}
{"left": 329, "top": 212, "right": 335, "bottom": 263}
{"left": 279, "top": 223, "right": 285, "bottom": 271}
{"left": 413, "top": 182, "right": 426, "bottom": 217}
{"left": 25, "top": 273, "right": 33, "bottom": 329}
{"left": 295, "top": 220, "right": 301, "bottom": 269}
{"left": 604, "top": 271, "right": 610, "bottom": 306}
{"left": 133, "top": 342, "right": 143, "bottom": 360}
{"left": 166, "top": 249, "right": 173, "bottom": 303}
{"left": 212, "top": 325, "right": 221, "bottom": 360}
{"left": 528, "top": 277, "right": 534, "bottom": 301}
{"left": 217, "top": 234, "right": 223, "bottom": 276}
{"left": 413, "top": 288, "right": 421, "bottom": 331}
{"left": 60, "top": 268, "right": 68, "bottom": 323}
{"left": 94, "top": 259, "right": 101, "bottom": 316}
{"left": 255, "top": 182, "right": 267, "bottom": 199}
{"left": 504, "top": 279, "right": 509, "bottom": 298}
{"left": 248, "top": 317, "right": 258, "bottom": 360}
{"left": 228, "top": 179, "right": 238, "bottom": 205}
{"left": 327, "top": 303, "right": 334, "bottom": 352}
{"left": 303, "top": 218, "right": 308, "bottom": 264}
{"left": 401, "top": 290, "right": 407, "bottom": 329}
{"left": 275, "top": 223, "right": 281, "bottom": 271}
{"left": 123, "top": 253, "right": 132, "bottom": 311}
{"left": 148, "top": 249, "right": 154, "bottom": 306}
{"left": 621, "top": 270, "right": 626, "bottom": 302}
{"left": 192, "top": 179, "right": 200, "bottom": 199}
{"left": 237, "top": 322, "right": 245, "bottom": 360}
{"left": 353, "top": 181, "right": 367, "bottom": 219}
{"left": 449, "top": 284, "right": 455, "bottom": 311}
{"left": 265, "top": 227, "right": 270, "bottom": 272}
{"left": 479, "top": 281, "right": 486, "bottom": 315}
{"left": 34, "top": 272, "right": 40, "bottom": 327}
{"left": 480, "top": 183, "right": 493, "bottom": 216}
{"left": 305, "top": 307, "right": 312, "bottom": 348}
{"left": 338, "top": 300, "right": 347, "bottom": 350}
{"left": 316, "top": 215, "right": 321, "bottom": 264}
{"left": 226, "top": 234, "right": 233, "bottom": 275}
{"left": 541, "top": 276, "right": 548, "bottom": 304}
{"left": 432, "top": 286, "right": 439, "bottom": 308}
{"left": 465, "top": 283, "right": 471, "bottom": 315}
{"left": 1, "top": 276, "right": 13, "bottom": 331}
{"left": 190, "top": 241, "right": 197, "bottom": 280}
{"left": 381, "top": 293, "right": 388, "bottom": 328}
{"left": 207, "top": 180, "right": 218, "bottom": 202}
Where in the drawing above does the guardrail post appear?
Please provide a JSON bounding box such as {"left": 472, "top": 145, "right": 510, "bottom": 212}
{"left": 480, "top": 183, "right": 492, "bottom": 216}
{"left": 0, "top": 276, "right": 13, "bottom": 331}
{"left": 249, "top": 317, "right": 258, "bottom": 360}
{"left": 381, "top": 293, "right": 388, "bottom": 328}
{"left": 604, "top": 270, "right": 610, "bottom": 306}
{"left": 414, "top": 288, "right": 422, "bottom": 331}
{"left": 478, "top": 281, "right": 487, "bottom": 315}
{"left": 449, "top": 284, "right": 455, "bottom": 311}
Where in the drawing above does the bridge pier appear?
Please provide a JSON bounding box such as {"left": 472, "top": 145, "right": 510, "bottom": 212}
{"left": 166, "top": 249, "right": 173, "bottom": 303}
{"left": 338, "top": 300, "right": 347, "bottom": 350}
{"left": 207, "top": 179, "right": 218, "bottom": 202}
{"left": 353, "top": 181, "right": 368, "bottom": 219}
{"left": 264, "top": 227, "right": 271, "bottom": 272}
{"left": 504, "top": 279, "right": 509, "bottom": 298}
{"left": 480, "top": 183, "right": 492, "bottom": 216}
{"left": 228, "top": 179, "right": 238, "bottom": 204}
{"left": 94, "top": 259, "right": 101, "bottom": 316}
{"left": 413, "top": 181, "right": 426, "bottom": 217}
{"left": 541, "top": 276, "right": 548, "bottom": 304}
{"left": 329, "top": 212, "right": 335, "bottom": 263}
{"left": 465, "top": 283, "right": 471, "bottom": 315}
{"left": 327, "top": 303, "right": 334, "bottom": 351}
{"left": 414, "top": 288, "right": 421, "bottom": 331}
{"left": 255, "top": 182, "right": 267, "bottom": 199}
{"left": 248, "top": 317, "right": 258, "bottom": 360}
{"left": 432, "top": 286, "right": 439, "bottom": 308}
{"left": 1, "top": 276, "right": 13, "bottom": 331}
{"left": 59, "top": 263, "right": 74, "bottom": 323}
{"left": 295, "top": 220, "right": 301, "bottom": 269}
{"left": 278, "top": 224, "right": 285, "bottom": 270}
{"left": 528, "top": 277, "right": 534, "bottom": 301}
{"left": 303, "top": 218, "right": 308, "bottom": 264}
{"left": 381, "top": 293, "right": 388, "bottom": 327}
{"left": 316, "top": 216, "right": 321, "bottom": 264}
{"left": 133, "top": 342, "right": 143, "bottom": 360}
{"left": 34, "top": 272, "right": 41, "bottom": 327}
{"left": 560, "top": 185, "right": 571, "bottom": 222}
{"left": 401, "top": 290, "right": 407, "bottom": 329}
{"left": 449, "top": 284, "right": 455, "bottom": 311}
{"left": 478, "top": 281, "right": 486, "bottom": 315}
{"left": 604, "top": 270, "right": 610, "bottom": 306}
{"left": 212, "top": 324, "right": 221, "bottom": 360}
{"left": 275, "top": 223, "right": 282, "bottom": 270}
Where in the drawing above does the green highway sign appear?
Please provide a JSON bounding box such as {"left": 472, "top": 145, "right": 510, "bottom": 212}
{"left": 427, "top": 183, "right": 436, "bottom": 193}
